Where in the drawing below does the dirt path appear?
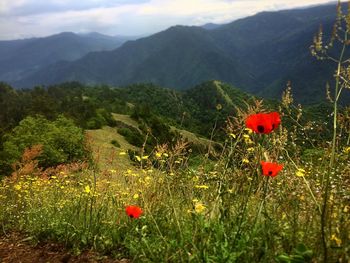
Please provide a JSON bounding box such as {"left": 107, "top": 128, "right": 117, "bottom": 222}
{"left": 0, "top": 233, "right": 129, "bottom": 263}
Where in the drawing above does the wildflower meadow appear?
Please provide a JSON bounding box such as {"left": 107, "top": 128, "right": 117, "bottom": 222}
{"left": 0, "top": 92, "right": 349, "bottom": 262}
{"left": 0, "top": 2, "right": 350, "bottom": 263}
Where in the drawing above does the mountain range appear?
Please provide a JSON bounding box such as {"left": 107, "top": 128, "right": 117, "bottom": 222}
{"left": 3, "top": 2, "right": 350, "bottom": 104}
{"left": 0, "top": 32, "right": 136, "bottom": 83}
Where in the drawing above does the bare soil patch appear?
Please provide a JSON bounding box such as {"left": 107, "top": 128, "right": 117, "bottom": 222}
{"left": 0, "top": 233, "right": 129, "bottom": 263}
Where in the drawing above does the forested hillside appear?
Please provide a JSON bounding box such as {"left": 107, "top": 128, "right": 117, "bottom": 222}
{"left": 0, "top": 32, "right": 133, "bottom": 83}
{"left": 8, "top": 3, "right": 350, "bottom": 104}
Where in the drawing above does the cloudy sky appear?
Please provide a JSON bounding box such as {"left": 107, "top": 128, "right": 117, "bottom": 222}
{"left": 0, "top": 0, "right": 336, "bottom": 40}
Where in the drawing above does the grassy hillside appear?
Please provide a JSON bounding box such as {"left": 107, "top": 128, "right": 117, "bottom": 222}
{"left": 86, "top": 126, "right": 137, "bottom": 171}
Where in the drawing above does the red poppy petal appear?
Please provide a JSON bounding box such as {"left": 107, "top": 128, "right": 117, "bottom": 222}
{"left": 126, "top": 205, "right": 143, "bottom": 218}
{"left": 269, "top": 112, "right": 281, "bottom": 129}
{"left": 246, "top": 112, "right": 281, "bottom": 134}
{"left": 246, "top": 114, "right": 258, "bottom": 132}
{"left": 260, "top": 161, "right": 283, "bottom": 177}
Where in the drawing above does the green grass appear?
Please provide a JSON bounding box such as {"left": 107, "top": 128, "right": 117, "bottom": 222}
{"left": 170, "top": 126, "right": 211, "bottom": 146}
{"left": 112, "top": 113, "right": 142, "bottom": 132}
{"left": 86, "top": 126, "right": 138, "bottom": 171}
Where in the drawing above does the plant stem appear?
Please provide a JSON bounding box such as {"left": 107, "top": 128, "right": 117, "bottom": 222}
{"left": 321, "top": 28, "right": 347, "bottom": 263}
{"left": 253, "top": 176, "right": 269, "bottom": 230}
{"left": 166, "top": 180, "right": 183, "bottom": 243}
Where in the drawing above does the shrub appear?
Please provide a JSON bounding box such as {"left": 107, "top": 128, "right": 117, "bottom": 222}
{"left": 86, "top": 116, "right": 105, "bottom": 129}
{"left": 118, "top": 127, "right": 144, "bottom": 147}
{"left": 1, "top": 115, "right": 89, "bottom": 174}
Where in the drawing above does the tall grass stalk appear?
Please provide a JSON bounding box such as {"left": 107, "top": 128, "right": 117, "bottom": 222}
{"left": 310, "top": 3, "right": 350, "bottom": 260}
{"left": 321, "top": 41, "right": 346, "bottom": 262}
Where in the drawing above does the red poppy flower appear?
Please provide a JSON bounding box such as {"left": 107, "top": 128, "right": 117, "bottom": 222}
{"left": 269, "top": 112, "right": 281, "bottom": 130}
{"left": 125, "top": 205, "right": 143, "bottom": 218}
{"left": 245, "top": 112, "right": 281, "bottom": 134}
{"left": 260, "top": 161, "right": 283, "bottom": 177}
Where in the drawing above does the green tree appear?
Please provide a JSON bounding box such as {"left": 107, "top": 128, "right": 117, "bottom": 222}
{"left": 1, "top": 115, "right": 89, "bottom": 174}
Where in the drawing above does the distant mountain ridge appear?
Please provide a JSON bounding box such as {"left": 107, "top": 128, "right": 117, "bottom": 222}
{"left": 201, "top": 23, "right": 222, "bottom": 30}
{"left": 0, "top": 32, "right": 134, "bottom": 82}
{"left": 4, "top": 2, "right": 350, "bottom": 104}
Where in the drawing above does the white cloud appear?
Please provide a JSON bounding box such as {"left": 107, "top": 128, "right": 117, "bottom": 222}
{"left": 0, "top": 0, "right": 26, "bottom": 14}
{"left": 0, "top": 0, "right": 339, "bottom": 40}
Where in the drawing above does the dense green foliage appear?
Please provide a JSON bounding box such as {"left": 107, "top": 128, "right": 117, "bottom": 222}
{"left": 1, "top": 115, "right": 89, "bottom": 174}
{"left": 0, "top": 80, "right": 334, "bottom": 153}
{"left": 0, "top": 81, "right": 116, "bottom": 134}
{"left": 131, "top": 104, "right": 181, "bottom": 151}
{"left": 0, "top": 79, "right": 335, "bottom": 178}
{"left": 102, "top": 81, "right": 259, "bottom": 137}
{"left": 118, "top": 127, "right": 145, "bottom": 148}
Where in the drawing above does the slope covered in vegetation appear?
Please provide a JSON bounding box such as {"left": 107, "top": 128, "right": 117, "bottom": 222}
{"left": 10, "top": 2, "right": 350, "bottom": 104}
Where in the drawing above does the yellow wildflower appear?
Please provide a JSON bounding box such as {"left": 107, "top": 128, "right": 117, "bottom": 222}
{"left": 229, "top": 133, "right": 236, "bottom": 139}
{"left": 343, "top": 147, "right": 350, "bottom": 154}
{"left": 243, "top": 136, "right": 254, "bottom": 144}
{"left": 84, "top": 185, "right": 91, "bottom": 194}
{"left": 296, "top": 168, "right": 306, "bottom": 177}
{"left": 194, "top": 202, "right": 206, "bottom": 214}
{"left": 245, "top": 128, "right": 253, "bottom": 134}
{"left": 330, "top": 234, "right": 342, "bottom": 246}
{"left": 242, "top": 158, "right": 250, "bottom": 164}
